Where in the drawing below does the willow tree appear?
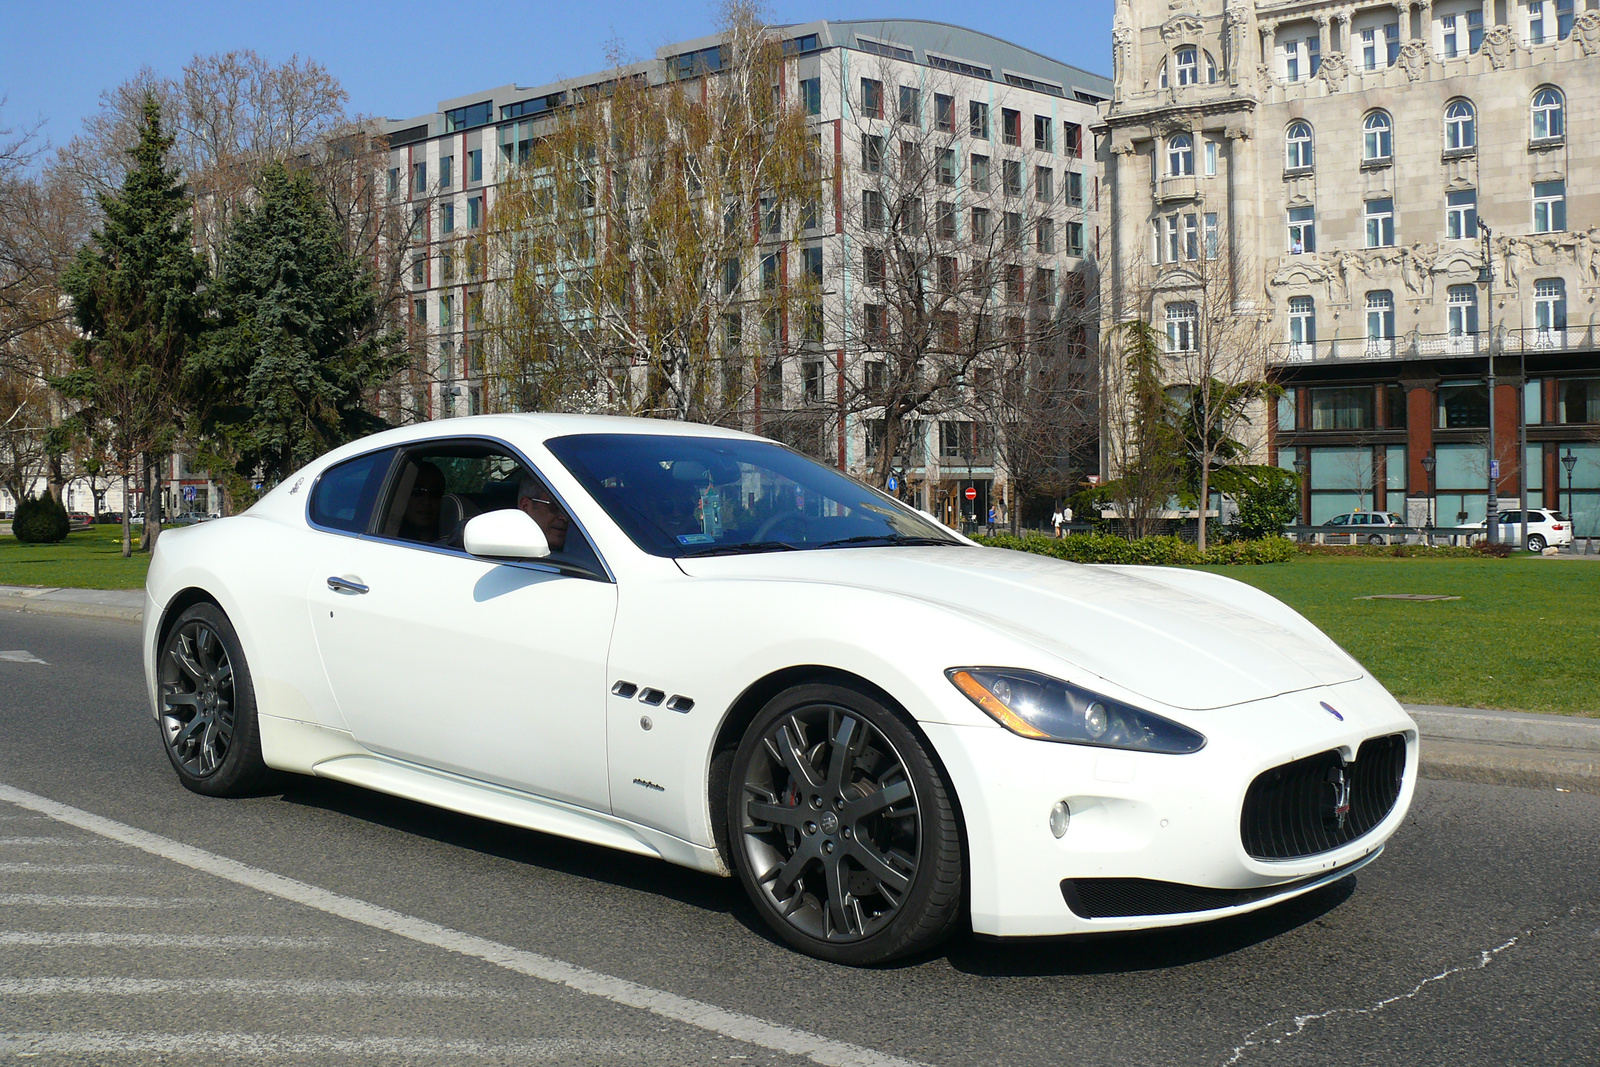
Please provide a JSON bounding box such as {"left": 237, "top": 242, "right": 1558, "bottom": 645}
{"left": 484, "top": 3, "right": 815, "bottom": 421}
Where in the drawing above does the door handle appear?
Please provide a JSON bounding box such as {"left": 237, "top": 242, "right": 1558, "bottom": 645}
{"left": 327, "top": 576, "right": 370, "bottom": 595}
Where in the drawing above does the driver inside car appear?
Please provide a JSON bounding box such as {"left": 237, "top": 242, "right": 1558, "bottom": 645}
{"left": 516, "top": 472, "right": 570, "bottom": 552}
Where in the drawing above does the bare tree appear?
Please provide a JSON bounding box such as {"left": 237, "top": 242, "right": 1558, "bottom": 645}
{"left": 1101, "top": 318, "right": 1182, "bottom": 539}
{"left": 484, "top": 1, "right": 814, "bottom": 424}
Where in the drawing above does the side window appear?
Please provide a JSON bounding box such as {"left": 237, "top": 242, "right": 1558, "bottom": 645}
{"left": 309, "top": 449, "right": 395, "bottom": 534}
{"left": 374, "top": 441, "right": 600, "bottom": 570}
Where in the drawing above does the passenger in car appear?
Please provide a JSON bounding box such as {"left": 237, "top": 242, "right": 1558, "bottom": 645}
{"left": 517, "top": 472, "right": 570, "bottom": 551}
{"left": 396, "top": 462, "right": 447, "bottom": 542}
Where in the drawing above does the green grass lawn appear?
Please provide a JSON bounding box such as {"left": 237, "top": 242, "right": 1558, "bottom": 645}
{"left": 0, "top": 524, "right": 152, "bottom": 590}
{"left": 1195, "top": 555, "right": 1600, "bottom": 717}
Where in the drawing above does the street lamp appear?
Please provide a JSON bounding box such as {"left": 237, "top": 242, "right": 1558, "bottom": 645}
{"left": 1421, "top": 451, "right": 1437, "bottom": 536}
{"left": 1477, "top": 222, "right": 1498, "bottom": 542}
{"left": 1563, "top": 449, "right": 1577, "bottom": 532}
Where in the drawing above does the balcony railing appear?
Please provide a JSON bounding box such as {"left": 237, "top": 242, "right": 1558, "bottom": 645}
{"left": 1270, "top": 326, "right": 1596, "bottom": 364}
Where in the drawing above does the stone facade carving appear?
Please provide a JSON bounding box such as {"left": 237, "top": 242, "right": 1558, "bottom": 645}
{"left": 1316, "top": 50, "right": 1348, "bottom": 92}
{"left": 1397, "top": 40, "right": 1431, "bottom": 83}
{"left": 1399, "top": 244, "right": 1435, "bottom": 298}
{"left": 1575, "top": 11, "right": 1600, "bottom": 57}
{"left": 1576, "top": 229, "right": 1600, "bottom": 286}
{"left": 1482, "top": 26, "right": 1517, "bottom": 70}
{"left": 1161, "top": 14, "right": 1206, "bottom": 42}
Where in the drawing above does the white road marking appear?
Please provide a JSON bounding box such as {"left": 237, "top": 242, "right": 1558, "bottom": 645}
{"left": 0, "top": 863, "right": 147, "bottom": 873}
{"left": 0, "top": 1031, "right": 644, "bottom": 1058}
{"left": 0, "top": 977, "right": 508, "bottom": 998}
{"left": 0, "top": 837, "right": 85, "bottom": 846}
{"left": 0, "top": 892, "right": 207, "bottom": 908}
{"left": 0, "top": 783, "right": 930, "bottom": 1067}
{"left": 0, "top": 932, "right": 330, "bottom": 948}
{"left": 0, "top": 650, "right": 47, "bottom": 665}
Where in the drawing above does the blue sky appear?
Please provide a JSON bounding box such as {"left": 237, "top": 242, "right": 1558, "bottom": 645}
{"left": 2, "top": 0, "right": 1112, "bottom": 158}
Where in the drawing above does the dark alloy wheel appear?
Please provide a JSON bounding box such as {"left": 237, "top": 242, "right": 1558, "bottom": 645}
{"left": 727, "top": 683, "right": 963, "bottom": 965}
{"left": 157, "top": 603, "right": 269, "bottom": 797}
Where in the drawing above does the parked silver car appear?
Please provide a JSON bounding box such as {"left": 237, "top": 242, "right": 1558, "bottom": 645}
{"left": 1321, "top": 511, "right": 1407, "bottom": 544}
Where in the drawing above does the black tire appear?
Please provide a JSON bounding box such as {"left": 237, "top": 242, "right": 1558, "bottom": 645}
{"left": 156, "top": 603, "right": 270, "bottom": 797}
{"left": 1527, "top": 534, "right": 1547, "bottom": 552}
{"left": 1367, "top": 534, "right": 1384, "bottom": 545}
{"left": 726, "top": 683, "right": 963, "bottom": 965}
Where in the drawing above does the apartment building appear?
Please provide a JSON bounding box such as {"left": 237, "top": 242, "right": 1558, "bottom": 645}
{"left": 1100, "top": 0, "right": 1600, "bottom": 534}
{"left": 377, "top": 19, "right": 1108, "bottom": 524}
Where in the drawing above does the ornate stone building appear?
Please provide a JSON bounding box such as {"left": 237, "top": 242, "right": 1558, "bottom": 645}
{"left": 1100, "top": 0, "right": 1600, "bottom": 534}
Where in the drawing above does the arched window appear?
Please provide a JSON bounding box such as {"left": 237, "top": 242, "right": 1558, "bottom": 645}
{"left": 1285, "top": 121, "right": 1314, "bottom": 168}
{"left": 1532, "top": 87, "right": 1565, "bottom": 140}
{"left": 1444, "top": 100, "right": 1476, "bottom": 150}
{"left": 1168, "top": 133, "right": 1194, "bottom": 176}
{"left": 1363, "top": 112, "right": 1393, "bottom": 160}
{"left": 1159, "top": 48, "right": 1218, "bottom": 87}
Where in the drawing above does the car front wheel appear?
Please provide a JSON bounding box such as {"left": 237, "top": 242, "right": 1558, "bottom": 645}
{"left": 727, "top": 683, "right": 963, "bottom": 965}
{"left": 157, "top": 603, "right": 270, "bottom": 797}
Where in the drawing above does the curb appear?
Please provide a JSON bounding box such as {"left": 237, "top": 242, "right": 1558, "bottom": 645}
{"left": 1405, "top": 704, "right": 1600, "bottom": 796}
{"left": 0, "top": 593, "right": 143, "bottom": 624}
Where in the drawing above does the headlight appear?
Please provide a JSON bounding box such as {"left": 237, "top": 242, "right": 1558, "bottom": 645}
{"left": 946, "top": 668, "right": 1206, "bottom": 754}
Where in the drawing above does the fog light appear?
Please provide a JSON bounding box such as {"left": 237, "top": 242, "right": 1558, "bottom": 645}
{"left": 1049, "top": 800, "right": 1071, "bottom": 838}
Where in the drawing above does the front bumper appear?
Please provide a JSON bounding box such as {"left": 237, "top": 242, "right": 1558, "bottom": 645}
{"left": 923, "top": 673, "right": 1417, "bottom": 938}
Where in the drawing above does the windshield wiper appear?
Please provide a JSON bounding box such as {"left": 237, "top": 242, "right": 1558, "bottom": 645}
{"left": 680, "top": 540, "right": 801, "bottom": 557}
{"left": 815, "top": 534, "right": 956, "bottom": 549}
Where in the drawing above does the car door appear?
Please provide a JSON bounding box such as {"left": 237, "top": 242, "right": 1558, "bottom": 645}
{"left": 308, "top": 440, "right": 618, "bottom": 812}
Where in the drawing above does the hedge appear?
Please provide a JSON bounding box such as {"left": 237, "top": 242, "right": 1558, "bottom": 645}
{"left": 972, "top": 532, "right": 1298, "bottom": 566}
{"left": 11, "top": 494, "right": 69, "bottom": 544}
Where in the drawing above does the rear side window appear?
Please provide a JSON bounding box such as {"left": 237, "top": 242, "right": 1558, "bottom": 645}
{"left": 309, "top": 449, "right": 395, "bottom": 533}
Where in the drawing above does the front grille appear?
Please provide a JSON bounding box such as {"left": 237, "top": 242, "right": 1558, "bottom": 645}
{"left": 1061, "top": 863, "right": 1357, "bottom": 919}
{"left": 1240, "top": 733, "right": 1407, "bottom": 860}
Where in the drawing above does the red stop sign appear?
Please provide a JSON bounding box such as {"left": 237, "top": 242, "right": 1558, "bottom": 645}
{"left": 964, "top": 486, "right": 977, "bottom": 501}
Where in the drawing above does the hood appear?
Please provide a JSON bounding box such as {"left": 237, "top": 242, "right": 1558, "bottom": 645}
{"left": 677, "top": 546, "right": 1360, "bottom": 711}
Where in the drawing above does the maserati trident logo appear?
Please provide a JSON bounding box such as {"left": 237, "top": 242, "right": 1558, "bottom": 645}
{"left": 1323, "top": 765, "right": 1352, "bottom": 830}
{"left": 1320, "top": 701, "right": 1344, "bottom": 721}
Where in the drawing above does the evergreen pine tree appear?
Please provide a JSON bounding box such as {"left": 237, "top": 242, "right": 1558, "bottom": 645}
{"left": 193, "top": 162, "right": 404, "bottom": 491}
{"left": 58, "top": 95, "right": 208, "bottom": 557}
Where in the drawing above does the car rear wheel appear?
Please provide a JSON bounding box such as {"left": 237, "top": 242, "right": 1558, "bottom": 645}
{"left": 157, "top": 603, "right": 270, "bottom": 797}
{"left": 727, "top": 683, "right": 963, "bottom": 965}
{"left": 1527, "top": 534, "right": 1547, "bottom": 552}
{"left": 1367, "top": 534, "right": 1384, "bottom": 545}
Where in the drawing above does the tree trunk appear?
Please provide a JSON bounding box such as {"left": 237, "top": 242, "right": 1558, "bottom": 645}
{"left": 47, "top": 452, "right": 64, "bottom": 509}
{"left": 146, "top": 455, "right": 163, "bottom": 553}
{"left": 1198, "top": 462, "right": 1211, "bottom": 552}
{"left": 120, "top": 472, "right": 131, "bottom": 558}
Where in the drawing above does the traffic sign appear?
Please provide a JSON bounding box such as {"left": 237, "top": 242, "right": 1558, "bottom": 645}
{"left": 887, "top": 476, "right": 898, "bottom": 491}
{"left": 964, "top": 486, "right": 977, "bottom": 501}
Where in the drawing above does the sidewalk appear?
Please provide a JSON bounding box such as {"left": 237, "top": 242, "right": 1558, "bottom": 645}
{"left": 3, "top": 584, "right": 1596, "bottom": 795}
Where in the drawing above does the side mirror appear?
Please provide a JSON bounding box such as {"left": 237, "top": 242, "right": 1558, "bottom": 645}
{"left": 463, "top": 509, "right": 551, "bottom": 560}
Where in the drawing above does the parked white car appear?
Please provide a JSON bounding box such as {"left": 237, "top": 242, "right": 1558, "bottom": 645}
{"left": 1470, "top": 509, "right": 1574, "bottom": 552}
{"left": 143, "top": 414, "right": 1417, "bottom": 964}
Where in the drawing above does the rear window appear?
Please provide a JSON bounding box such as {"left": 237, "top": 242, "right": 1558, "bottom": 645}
{"left": 309, "top": 449, "right": 395, "bottom": 533}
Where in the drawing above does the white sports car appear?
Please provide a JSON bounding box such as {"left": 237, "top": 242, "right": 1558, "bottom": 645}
{"left": 144, "top": 414, "right": 1418, "bottom": 964}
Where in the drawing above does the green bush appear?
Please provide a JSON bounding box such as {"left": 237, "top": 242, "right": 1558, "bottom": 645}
{"left": 1297, "top": 543, "right": 1485, "bottom": 559}
{"left": 11, "top": 494, "right": 70, "bottom": 544}
{"left": 974, "top": 532, "right": 1295, "bottom": 566}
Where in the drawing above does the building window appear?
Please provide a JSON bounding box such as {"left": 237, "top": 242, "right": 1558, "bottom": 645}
{"left": 1203, "top": 212, "right": 1219, "bottom": 258}
{"left": 1166, "top": 302, "right": 1198, "bottom": 352}
{"left": 1288, "top": 296, "right": 1316, "bottom": 353}
{"left": 802, "top": 361, "right": 824, "bottom": 402}
{"left": 897, "top": 85, "right": 921, "bottom": 125}
{"left": 935, "top": 200, "right": 956, "bottom": 239}
{"left": 1284, "top": 39, "right": 1300, "bottom": 82}
{"left": 1034, "top": 267, "right": 1056, "bottom": 306}
{"left": 801, "top": 77, "right": 821, "bottom": 116}
{"left": 1167, "top": 133, "right": 1194, "bottom": 176}
{"left": 1064, "top": 122, "right": 1083, "bottom": 157}
{"left": 1003, "top": 211, "right": 1022, "bottom": 244}
{"left": 1447, "top": 284, "right": 1479, "bottom": 336}
{"left": 411, "top": 256, "right": 425, "bottom": 285}
{"left": 1365, "top": 290, "right": 1395, "bottom": 347}
{"left": 1437, "top": 382, "right": 1489, "bottom": 427}
{"left": 1002, "top": 159, "right": 1023, "bottom": 197}
{"left": 1442, "top": 13, "right": 1463, "bottom": 56}
{"left": 1446, "top": 189, "right": 1477, "bottom": 240}
{"left": 1559, "top": 378, "right": 1600, "bottom": 423}
{"left": 1288, "top": 205, "right": 1315, "bottom": 253}
{"left": 1557, "top": 0, "right": 1575, "bottom": 38}
{"left": 971, "top": 206, "right": 990, "bottom": 241}
{"left": 1364, "top": 197, "right": 1394, "bottom": 247}
{"left": 1533, "top": 180, "right": 1565, "bottom": 232}
{"left": 934, "top": 93, "right": 954, "bottom": 132}
{"left": 387, "top": 167, "right": 399, "bottom": 196}
{"left": 1203, "top": 140, "right": 1218, "bottom": 176}
{"left": 723, "top": 258, "right": 740, "bottom": 296}
{"left": 439, "top": 293, "right": 453, "bottom": 331}
{"left": 1361, "top": 26, "right": 1378, "bottom": 69}
{"left": 1310, "top": 387, "right": 1375, "bottom": 430}
{"left": 440, "top": 155, "right": 453, "bottom": 188}
{"left": 970, "top": 101, "right": 989, "bottom": 139}
{"left": 1066, "top": 170, "right": 1084, "bottom": 206}
{"left": 761, "top": 253, "right": 779, "bottom": 291}
{"left": 1037, "top": 217, "right": 1055, "bottom": 253}
{"left": 1034, "top": 115, "right": 1053, "bottom": 152}
{"left": 1363, "top": 112, "right": 1392, "bottom": 161}
{"left": 467, "top": 195, "right": 482, "bottom": 229}
{"left": 1530, "top": 0, "right": 1548, "bottom": 43}
{"left": 412, "top": 162, "right": 427, "bottom": 193}
{"left": 864, "top": 247, "right": 885, "bottom": 288}
{"left": 1067, "top": 220, "right": 1085, "bottom": 256}
{"left": 1175, "top": 46, "right": 1199, "bottom": 85}
{"left": 863, "top": 190, "right": 884, "bottom": 230}
{"left": 802, "top": 245, "right": 823, "bottom": 284}
{"left": 1001, "top": 107, "right": 1021, "bottom": 146}
{"left": 1535, "top": 278, "right": 1567, "bottom": 333}
{"left": 1285, "top": 121, "right": 1313, "bottom": 169}
{"left": 865, "top": 304, "right": 887, "bottom": 345}
{"left": 937, "top": 255, "right": 958, "bottom": 293}
{"left": 1444, "top": 100, "right": 1476, "bottom": 150}
{"left": 1386, "top": 21, "right": 1401, "bottom": 63}
{"left": 935, "top": 149, "right": 956, "bottom": 187}
{"left": 970, "top": 154, "right": 990, "bottom": 192}
{"left": 1532, "top": 87, "right": 1564, "bottom": 139}
{"left": 1005, "top": 263, "right": 1024, "bottom": 303}
{"left": 861, "top": 78, "right": 883, "bottom": 119}
{"left": 1035, "top": 166, "right": 1053, "bottom": 203}
{"left": 440, "top": 202, "right": 455, "bottom": 234}
{"left": 862, "top": 134, "right": 884, "bottom": 173}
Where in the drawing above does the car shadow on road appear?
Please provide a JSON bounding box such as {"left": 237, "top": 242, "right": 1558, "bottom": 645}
{"left": 939, "top": 878, "right": 1356, "bottom": 977}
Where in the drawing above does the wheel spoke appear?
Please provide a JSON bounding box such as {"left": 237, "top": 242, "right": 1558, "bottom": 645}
{"left": 824, "top": 712, "right": 858, "bottom": 790}
{"left": 175, "top": 712, "right": 212, "bottom": 747}
{"left": 823, "top": 857, "right": 854, "bottom": 937}
{"left": 769, "top": 851, "right": 812, "bottom": 899}
{"left": 162, "top": 690, "right": 202, "bottom": 710}
{"left": 746, "top": 799, "right": 807, "bottom": 829}
{"left": 171, "top": 644, "right": 206, "bottom": 685}
{"left": 773, "top": 720, "right": 823, "bottom": 791}
{"left": 848, "top": 839, "right": 912, "bottom": 896}
{"left": 844, "top": 778, "right": 913, "bottom": 821}
{"left": 195, "top": 627, "right": 217, "bottom": 673}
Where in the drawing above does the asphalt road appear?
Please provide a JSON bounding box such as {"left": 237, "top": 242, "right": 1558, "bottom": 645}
{"left": 1, "top": 610, "right": 1596, "bottom": 1066}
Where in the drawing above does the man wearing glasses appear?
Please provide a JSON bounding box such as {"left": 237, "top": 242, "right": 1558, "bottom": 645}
{"left": 517, "top": 472, "right": 570, "bottom": 552}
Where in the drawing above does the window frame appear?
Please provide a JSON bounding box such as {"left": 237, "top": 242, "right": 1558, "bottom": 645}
{"left": 1444, "top": 99, "right": 1476, "bottom": 151}
{"left": 1362, "top": 111, "right": 1393, "bottom": 162}
{"left": 1285, "top": 121, "right": 1314, "bottom": 170}
{"left": 1532, "top": 86, "right": 1565, "bottom": 140}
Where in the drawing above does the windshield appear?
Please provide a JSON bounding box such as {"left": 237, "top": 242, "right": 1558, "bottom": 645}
{"left": 545, "top": 433, "right": 962, "bottom": 558}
